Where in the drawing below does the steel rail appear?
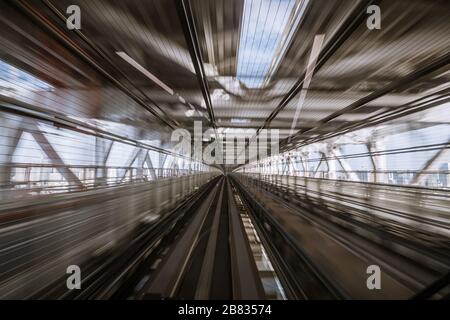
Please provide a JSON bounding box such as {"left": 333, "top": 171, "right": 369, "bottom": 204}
{"left": 236, "top": 174, "right": 450, "bottom": 296}
{"left": 226, "top": 178, "right": 266, "bottom": 299}
{"left": 230, "top": 175, "right": 347, "bottom": 299}
{"left": 142, "top": 177, "right": 223, "bottom": 298}
{"left": 28, "top": 175, "right": 221, "bottom": 299}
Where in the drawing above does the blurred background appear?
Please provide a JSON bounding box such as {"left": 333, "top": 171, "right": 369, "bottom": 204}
{"left": 0, "top": 0, "right": 449, "bottom": 299}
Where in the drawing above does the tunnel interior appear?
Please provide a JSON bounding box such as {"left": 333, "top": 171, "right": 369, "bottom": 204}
{"left": 0, "top": 0, "right": 449, "bottom": 301}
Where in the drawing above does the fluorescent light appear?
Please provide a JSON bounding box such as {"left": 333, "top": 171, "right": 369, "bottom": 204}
{"left": 231, "top": 118, "right": 251, "bottom": 124}
{"left": 178, "top": 96, "right": 186, "bottom": 104}
{"left": 185, "top": 109, "right": 195, "bottom": 117}
{"left": 211, "top": 89, "right": 230, "bottom": 100}
{"left": 116, "top": 51, "right": 174, "bottom": 95}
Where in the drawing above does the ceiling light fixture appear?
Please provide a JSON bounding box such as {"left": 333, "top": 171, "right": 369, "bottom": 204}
{"left": 178, "top": 96, "right": 186, "bottom": 104}
{"left": 185, "top": 109, "right": 195, "bottom": 117}
{"left": 231, "top": 118, "right": 251, "bottom": 124}
{"left": 116, "top": 51, "right": 174, "bottom": 95}
{"left": 211, "top": 89, "right": 230, "bottom": 101}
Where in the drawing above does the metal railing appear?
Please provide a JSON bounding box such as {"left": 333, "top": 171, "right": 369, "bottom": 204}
{"left": 235, "top": 173, "right": 450, "bottom": 248}
{"left": 241, "top": 170, "right": 450, "bottom": 189}
{"left": 0, "top": 171, "right": 220, "bottom": 298}
{"left": 0, "top": 163, "right": 215, "bottom": 199}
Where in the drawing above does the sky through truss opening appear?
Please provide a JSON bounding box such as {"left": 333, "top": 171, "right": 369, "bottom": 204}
{"left": 236, "top": 0, "right": 309, "bottom": 89}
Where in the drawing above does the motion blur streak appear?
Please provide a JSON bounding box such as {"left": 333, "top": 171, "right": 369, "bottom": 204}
{"left": 0, "top": 0, "right": 449, "bottom": 300}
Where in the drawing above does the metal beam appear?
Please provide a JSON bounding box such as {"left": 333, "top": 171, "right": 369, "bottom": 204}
{"left": 144, "top": 151, "right": 157, "bottom": 180}
{"left": 0, "top": 117, "right": 23, "bottom": 188}
{"left": 284, "top": 89, "right": 450, "bottom": 151}
{"left": 119, "top": 148, "right": 142, "bottom": 182}
{"left": 412, "top": 140, "right": 450, "bottom": 185}
{"left": 29, "top": 128, "right": 84, "bottom": 188}
{"left": 286, "top": 53, "right": 450, "bottom": 149}
{"left": 175, "top": 0, "right": 216, "bottom": 128}
{"left": 236, "top": 0, "right": 376, "bottom": 161}
{"left": 14, "top": 0, "right": 178, "bottom": 129}
{"left": 331, "top": 148, "right": 360, "bottom": 182}
{"left": 258, "top": 0, "right": 377, "bottom": 133}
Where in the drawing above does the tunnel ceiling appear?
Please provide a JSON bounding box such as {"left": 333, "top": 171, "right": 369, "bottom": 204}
{"left": 0, "top": 0, "right": 449, "bottom": 168}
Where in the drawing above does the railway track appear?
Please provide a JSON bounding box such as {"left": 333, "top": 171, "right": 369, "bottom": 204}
{"left": 28, "top": 172, "right": 450, "bottom": 300}
{"left": 230, "top": 174, "right": 450, "bottom": 299}
{"left": 30, "top": 176, "right": 221, "bottom": 299}
{"left": 130, "top": 176, "right": 266, "bottom": 300}
{"left": 32, "top": 175, "right": 272, "bottom": 300}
